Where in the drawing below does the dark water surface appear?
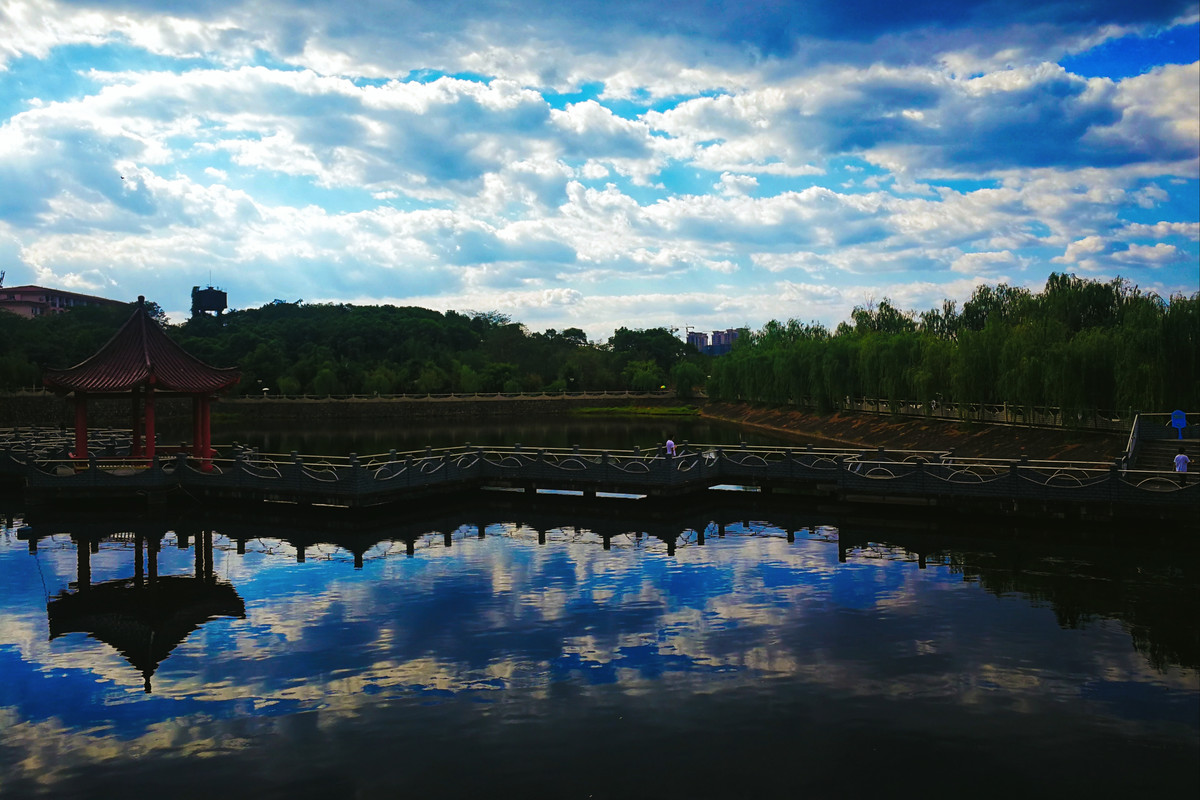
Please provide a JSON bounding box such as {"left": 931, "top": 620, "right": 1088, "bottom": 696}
{"left": 202, "top": 415, "right": 800, "bottom": 456}
{"left": 1, "top": 490, "right": 1196, "bottom": 799}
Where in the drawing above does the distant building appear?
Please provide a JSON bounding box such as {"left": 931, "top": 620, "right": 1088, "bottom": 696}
{"left": 684, "top": 328, "right": 740, "bottom": 356}
{"left": 708, "top": 328, "right": 740, "bottom": 356}
{"left": 191, "top": 285, "right": 228, "bottom": 318}
{"left": 0, "top": 285, "right": 126, "bottom": 319}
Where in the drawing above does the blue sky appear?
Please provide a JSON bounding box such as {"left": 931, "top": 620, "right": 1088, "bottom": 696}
{"left": 0, "top": 1, "right": 1196, "bottom": 338}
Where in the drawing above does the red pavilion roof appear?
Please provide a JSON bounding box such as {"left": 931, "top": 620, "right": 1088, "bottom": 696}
{"left": 43, "top": 298, "right": 241, "bottom": 394}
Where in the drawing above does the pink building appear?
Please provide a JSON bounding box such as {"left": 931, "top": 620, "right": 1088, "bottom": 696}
{"left": 0, "top": 284, "right": 125, "bottom": 318}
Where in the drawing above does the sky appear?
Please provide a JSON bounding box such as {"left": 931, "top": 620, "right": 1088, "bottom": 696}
{"left": 0, "top": 1, "right": 1197, "bottom": 339}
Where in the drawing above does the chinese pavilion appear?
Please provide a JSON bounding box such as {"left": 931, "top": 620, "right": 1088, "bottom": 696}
{"left": 43, "top": 297, "right": 241, "bottom": 462}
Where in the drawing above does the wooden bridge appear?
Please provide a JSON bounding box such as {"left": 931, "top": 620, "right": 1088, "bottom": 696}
{"left": 2, "top": 423, "right": 1196, "bottom": 524}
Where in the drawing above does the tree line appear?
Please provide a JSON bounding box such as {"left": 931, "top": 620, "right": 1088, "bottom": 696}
{"left": 0, "top": 272, "right": 1194, "bottom": 413}
{"left": 0, "top": 299, "right": 703, "bottom": 397}
{"left": 708, "top": 273, "right": 1198, "bottom": 415}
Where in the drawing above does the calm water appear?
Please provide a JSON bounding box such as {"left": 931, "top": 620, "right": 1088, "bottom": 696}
{"left": 0, "top": 493, "right": 1196, "bottom": 799}
{"left": 202, "top": 415, "right": 802, "bottom": 455}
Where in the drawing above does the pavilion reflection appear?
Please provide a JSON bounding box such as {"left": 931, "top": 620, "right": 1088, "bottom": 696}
{"left": 18, "top": 489, "right": 1198, "bottom": 686}
{"left": 47, "top": 528, "right": 245, "bottom": 693}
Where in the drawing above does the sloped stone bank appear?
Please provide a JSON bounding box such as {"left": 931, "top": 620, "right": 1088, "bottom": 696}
{"left": 699, "top": 402, "right": 1126, "bottom": 461}
{"left": 3, "top": 392, "right": 1128, "bottom": 461}
{"left": 0, "top": 393, "right": 192, "bottom": 428}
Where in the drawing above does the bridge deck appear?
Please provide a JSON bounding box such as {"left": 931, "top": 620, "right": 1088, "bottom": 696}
{"left": 3, "top": 433, "right": 1196, "bottom": 524}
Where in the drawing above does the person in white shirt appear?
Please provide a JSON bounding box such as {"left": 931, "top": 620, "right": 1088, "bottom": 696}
{"left": 1174, "top": 448, "right": 1190, "bottom": 472}
{"left": 665, "top": 438, "right": 676, "bottom": 456}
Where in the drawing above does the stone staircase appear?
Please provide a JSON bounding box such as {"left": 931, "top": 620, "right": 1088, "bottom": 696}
{"left": 1132, "top": 437, "right": 1198, "bottom": 471}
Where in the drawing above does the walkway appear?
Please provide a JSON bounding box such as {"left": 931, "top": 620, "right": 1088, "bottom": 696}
{"left": 3, "top": 428, "right": 1196, "bottom": 524}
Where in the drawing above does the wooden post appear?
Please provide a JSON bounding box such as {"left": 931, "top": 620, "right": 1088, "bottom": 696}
{"left": 131, "top": 388, "right": 143, "bottom": 456}
{"left": 144, "top": 386, "right": 156, "bottom": 460}
{"left": 201, "top": 395, "right": 212, "bottom": 470}
{"left": 192, "top": 394, "right": 204, "bottom": 461}
{"left": 148, "top": 535, "right": 159, "bottom": 584}
{"left": 203, "top": 531, "right": 213, "bottom": 581}
{"left": 76, "top": 537, "right": 91, "bottom": 592}
{"left": 135, "top": 534, "right": 144, "bottom": 587}
{"left": 73, "top": 393, "right": 88, "bottom": 459}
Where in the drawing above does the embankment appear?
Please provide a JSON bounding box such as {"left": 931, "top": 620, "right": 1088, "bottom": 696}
{"left": 0, "top": 392, "right": 682, "bottom": 428}
{"left": 1, "top": 392, "right": 1128, "bottom": 461}
{"left": 700, "top": 402, "right": 1126, "bottom": 461}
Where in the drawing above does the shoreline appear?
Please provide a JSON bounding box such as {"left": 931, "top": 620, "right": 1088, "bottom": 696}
{"left": 1, "top": 392, "right": 1129, "bottom": 462}
{"left": 699, "top": 402, "right": 1127, "bottom": 462}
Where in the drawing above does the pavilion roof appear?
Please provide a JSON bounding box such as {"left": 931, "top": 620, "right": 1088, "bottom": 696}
{"left": 43, "top": 297, "right": 241, "bottom": 394}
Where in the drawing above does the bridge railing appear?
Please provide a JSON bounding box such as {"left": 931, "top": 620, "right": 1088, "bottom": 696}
{"left": 8, "top": 440, "right": 1198, "bottom": 510}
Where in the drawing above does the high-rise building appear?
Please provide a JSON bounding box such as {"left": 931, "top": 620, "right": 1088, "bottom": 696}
{"left": 709, "top": 328, "right": 740, "bottom": 355}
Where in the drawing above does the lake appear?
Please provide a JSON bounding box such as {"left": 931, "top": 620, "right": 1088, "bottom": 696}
{"left": 1, "top": 487, "right": 1196, "bottom": 799}
{"left": 201, "top": 414, "right": 800, "bottom": 456}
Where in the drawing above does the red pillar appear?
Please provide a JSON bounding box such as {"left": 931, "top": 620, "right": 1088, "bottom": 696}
{"left": 200, "top": 395, "right": 213, "bottom": 470}
{"left": 144, "top": 386, "right": 156, "bottom": 460}
{"left": 192, "top": 394, "right": 203, "bottom": 459}
{"left": 130, "top": 389, "right": 143, "bottom": 457}
{"left": 73, "top": 393, "right": 88, "bottom": 459}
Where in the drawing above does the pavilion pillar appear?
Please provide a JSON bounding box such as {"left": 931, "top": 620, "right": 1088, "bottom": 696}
{"left": 144, "top": 386, "right": 157, "bottom": 460}
{"left": 192, "top": 394, "right": 204, "bottom": 459}
{"left": 130, "top": 388, "right": 143, "bottom": 457}
{"left": 73, "top": 393, "right": 88, "bottom": 459}
{"left": 202, "top": 395, "right": 212, "bottom": 467}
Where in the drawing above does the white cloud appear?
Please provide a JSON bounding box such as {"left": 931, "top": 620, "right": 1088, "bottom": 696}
{"left": 0, "top": 0, "right": 1195, "bottom": 335}
{"left": 1114, "top": 242, "right": 1182, "bottom": 265}
{"left": 950, "top": 250, "right": 1023, "bottom": 275}
{"left": 1053, "top": 235, "right": 1107, "bottom": 264}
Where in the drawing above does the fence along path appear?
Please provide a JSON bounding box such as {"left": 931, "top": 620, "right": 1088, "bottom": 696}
{"left": 4, "top": 429, "right": 1196, "bottom": 522}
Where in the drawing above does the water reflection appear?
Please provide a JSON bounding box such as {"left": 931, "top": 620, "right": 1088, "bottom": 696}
{"left": 197, "top": 415, "right": 797, "bottom": 456}
{"left": 1, "top": 494, "right": 1197, "bottom": 798}
{"left": 47, "top": 531, "right": 244, "bottom": 693}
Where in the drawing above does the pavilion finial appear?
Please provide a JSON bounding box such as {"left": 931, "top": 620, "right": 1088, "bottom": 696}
{"left": 138, "top": 295, "right": 145, "bottom": 306}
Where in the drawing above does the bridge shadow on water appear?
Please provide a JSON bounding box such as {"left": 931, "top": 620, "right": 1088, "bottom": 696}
{"left": 11, "top": 487, "right": 1199, "bottom": 680}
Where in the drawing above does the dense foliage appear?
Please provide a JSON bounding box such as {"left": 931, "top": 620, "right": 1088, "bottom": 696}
{"left": 709, "top": 274, "right": 1199, "bottom": 414}
{"left": 0, "top": 300, "right": 699, "bottom": 396}
{"left": 2, "top": 273, "right": 1195, "bottom": 413}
